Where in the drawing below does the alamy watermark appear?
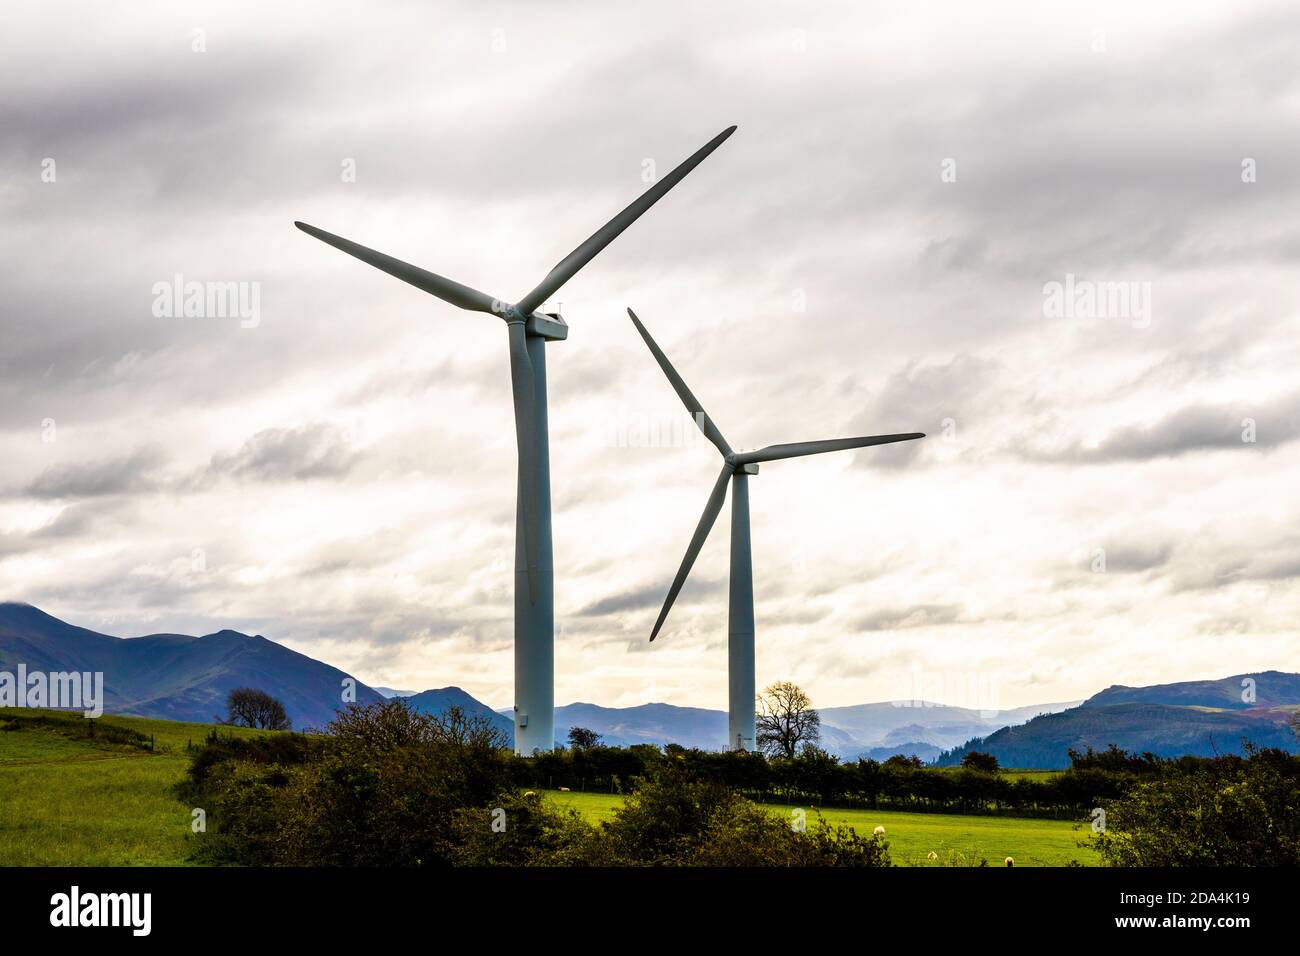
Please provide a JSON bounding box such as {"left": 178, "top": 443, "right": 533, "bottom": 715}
{"left": 888, "top": 665, "right": 1001, "bottom": 719}
{"left": 1042, "top": 273, "right": 1151, "bottom": 329}
{"left": 603, "top": 409, "right": 709, "bottom": 449}
{"left": 0, "top": 664, "right": 104, "bottom": 717}
{"left": 152, "top": 274, "right": 260, "bottom": 328}
{"left": 50, "top": 886, "right": 151, "bottom": 936}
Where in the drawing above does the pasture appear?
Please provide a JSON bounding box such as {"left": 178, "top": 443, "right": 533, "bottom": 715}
{"left": 545, "top": 789, "right": 1098, "bottom": 866}
{"left": 0, "top": 708, "right": 269, "bottom": 866}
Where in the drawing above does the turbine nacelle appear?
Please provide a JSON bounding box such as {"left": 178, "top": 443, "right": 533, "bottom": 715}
{"left": 526, "top": 311, "right": 568, "bottom": 341}
{"left": 491, "top": 300, "right": 569, "bottom": 340}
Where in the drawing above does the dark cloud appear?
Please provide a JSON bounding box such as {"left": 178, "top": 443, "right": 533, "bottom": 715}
{"left": 205, "top": 424, "right": 360, "bottom": 483}
{"left": 1100, "top": 542, "right": 1175, "bottom": 573}
{"left": 1033, "top": 392, "right": 1300, "bottom": 463}
{"left": 25, "top": 446, "right": 163, "bottom": 499}
{"left": 855, "top": 604, "right": 962, "bottom": 632}
{"left": 851, "top": 355, "right": 1002, "bottom": 469}
{"left": 579, "top": 577, "right": 724, "bottom": 617}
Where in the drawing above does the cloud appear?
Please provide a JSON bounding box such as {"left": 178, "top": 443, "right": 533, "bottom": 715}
{"left": 856, "top": 604, "right": 963, "bottom": 632}
{"left": 1033, "top": 392, "right": 1300, "bottom": 463}
{"left": 204, "top": 424, "right": 361, "bottom": 483}
{"left": 25, "top": 447, "right": 163, "bottom": 499}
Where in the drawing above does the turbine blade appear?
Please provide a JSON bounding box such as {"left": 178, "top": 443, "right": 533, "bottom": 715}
{"left": 734, "top": 433, "right": 925, "bottom": 466}
{"left": 507, "top": 322, "right": 541, "bottom": 602}
{"left": 295, "top": 221, "right": 502, "bottom": 316}
{"left": 650, "top": 464, "right": 732, "bottom": 642}
{"left": 514, "top": 126, "right": 737, "bottom": 317}
{"left": 627, "top": 308, "right": 731, "bottom": 457}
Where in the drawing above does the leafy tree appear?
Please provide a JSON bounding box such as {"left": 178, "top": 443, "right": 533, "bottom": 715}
{"left": 223, "top": 688, "right": 291, "bottom": 730}
{"left": 883, "top": 753, "right": 923, "bottom": 768}
{"left": 755, "top": 681, "right": 820, "bottom": 759}
{"left": 567, "top": 726, "right": 602, "bottom": 751}
{"left": 961, "top": 751, "right": 1000, "bottom": 773}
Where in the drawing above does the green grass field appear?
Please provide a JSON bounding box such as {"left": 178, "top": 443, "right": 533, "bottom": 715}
{"left": 0, "top": 708, "right": 270, "bottom": 866}
{"left": 544, "top": 790, "right": 1098, "bottom": 866}
{"left": 0, "top": 707, "right": 1096, "bottom": 866}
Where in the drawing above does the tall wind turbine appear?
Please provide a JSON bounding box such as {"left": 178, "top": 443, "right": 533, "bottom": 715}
{"left": 295, "top": 127, "right": 736, "bottom": 755}
{"left": 628, "top": 309, "right": 924, "bottom": 752}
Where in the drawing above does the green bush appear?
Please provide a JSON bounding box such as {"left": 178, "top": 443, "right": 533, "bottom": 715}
{"left": 1091, "top": 747, "right": 1300, "bottom": 866}
{"left": 596, "top": 764, "right": 889, "bottom": 867}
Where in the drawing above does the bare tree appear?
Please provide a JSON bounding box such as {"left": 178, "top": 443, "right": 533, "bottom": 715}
{"left": 223, "top": 687, "right": 292, "bottom": 730}
{"left": 755, "top": 681, "right": 820, "bottom": 759}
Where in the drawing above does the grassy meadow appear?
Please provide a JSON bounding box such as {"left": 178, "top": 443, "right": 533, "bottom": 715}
{"left": 0, "top": 707, "right": 270, "bottom": 866}
{"left": 0, "top": 707, "right": 1096, "bottom": 866}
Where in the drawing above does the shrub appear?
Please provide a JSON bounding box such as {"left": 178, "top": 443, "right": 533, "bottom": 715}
{"left": 1091, "top": 747, "right": 1300, "bottom": 866}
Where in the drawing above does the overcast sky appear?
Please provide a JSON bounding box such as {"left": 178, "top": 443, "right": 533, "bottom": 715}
{"left": 2, "top": 0, "right": 1298, "bottom": 712}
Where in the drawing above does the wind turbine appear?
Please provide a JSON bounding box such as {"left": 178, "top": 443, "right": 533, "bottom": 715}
{"left": 295, "top": 126, "right": 736, "bottom": 755}
{"left": 627, "top": 309, "right": 924, "bottom": 752}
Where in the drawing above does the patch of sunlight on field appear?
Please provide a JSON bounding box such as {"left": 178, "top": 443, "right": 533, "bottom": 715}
{"left": 543, "top": 790, "right": 1098, "bottom": 867}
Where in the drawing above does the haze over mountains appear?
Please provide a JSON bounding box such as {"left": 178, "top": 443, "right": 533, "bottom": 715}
{"left": 3, "top": 604, "right": 1297, "bottom": 765}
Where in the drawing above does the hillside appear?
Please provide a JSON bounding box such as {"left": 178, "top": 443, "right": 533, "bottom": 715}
{"left": 937, "top": 684, "right": 1300, "bottom": 769}
{"left": 1082, "top": 671, "right": 1300, "bottom": 710}
{"left": 0, "top": 603, "right": 384, "bottom": 730}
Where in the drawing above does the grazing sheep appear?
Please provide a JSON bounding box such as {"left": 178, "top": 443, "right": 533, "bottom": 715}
{"left": 873, "top": 825, "right": 886, "bottom": 837}
{"left": 1005, "top": 856, "right": 1014, "bottom": 867}
{"left": 523, "top": 790, "right": 537, "bottom": 798}
{"left": 927, "top": 851, "right": 939, "bottom": 861}
{"left": 558, "top": 786, "right": 571, "bottom": 792}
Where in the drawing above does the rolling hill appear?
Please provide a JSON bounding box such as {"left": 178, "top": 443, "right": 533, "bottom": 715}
{"left": 403, "top": 686, "right": 515, "bottom": 740}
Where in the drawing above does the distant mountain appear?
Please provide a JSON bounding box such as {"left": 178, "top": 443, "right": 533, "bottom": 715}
{"left": 402, "top": 686, "right": 515, "bottom": 742}
{"left": 373, "top": 687, "right": 417, "bottom": 699}
{"left": 555, "top": 702, "right": 725, "bottom": 750}
{"left": 15, "top": 604, "right": 1291, "bottom": 768}
{"left": 854, "top": 741, "right": 944, "bottom": 763}
{"left": 546, "top": 699, "right": 1072, "bottom": 756}
{"left": 936, "top": 673, "right": 1300, "bottom": 768}
{"left": 0, "top": 602, "right": 384, "bottom": 729}
{"left": 819, "top": 700, "right": 1079, "bottom": 754}
{"left": 1082, "top": 671, "right": 1300, "bottom": 710}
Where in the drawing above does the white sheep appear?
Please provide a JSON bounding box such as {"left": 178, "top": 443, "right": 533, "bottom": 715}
{"left": 1004, "top": 856, "right": 1014, "bottom": 867}
{"left": 873, "top": 825, "right": 886, "bottom": 837}
{"left": 927, "top": 851, "right": 939, "bottom": 861}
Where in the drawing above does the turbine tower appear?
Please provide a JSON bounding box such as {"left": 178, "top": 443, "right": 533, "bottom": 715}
{"left": 295, "top": 126, "right": 736, "bottom": 755}
{"left": 628, "top": 309, "right": 924, "bottom": 752}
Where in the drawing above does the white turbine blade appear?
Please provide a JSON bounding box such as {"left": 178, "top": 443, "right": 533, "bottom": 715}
{"left": 513, "top": 126, "right": 736, "bottom": 317}
{"left": 627, "top": 308, "right": 732, "bottom": 458}
{"left": 733, "top": 433, "right": 925, "bottom": 466}
{"left": 295, "top": 221, "right": 502, "bottom": 316}
{"left": 650, "top": 464, "right": 732, "bottom": 642}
